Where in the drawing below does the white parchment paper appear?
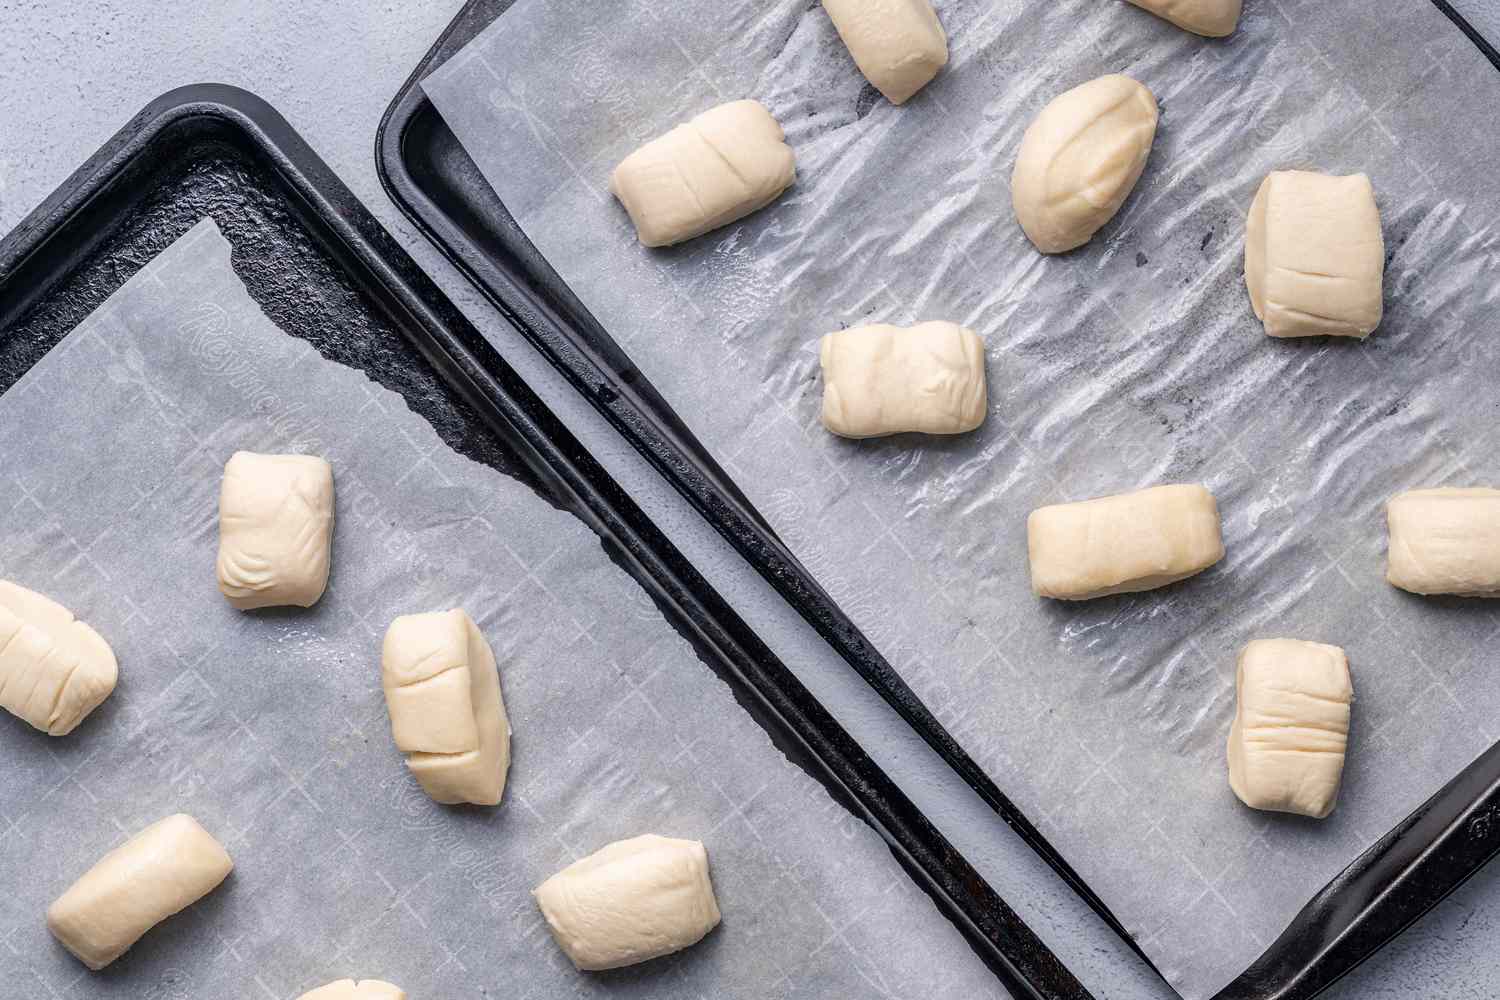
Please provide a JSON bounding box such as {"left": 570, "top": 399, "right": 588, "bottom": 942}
{"left": 422, "top": 1, "right": 1500, "bottom": 995}
{"left": 0, "top": 219, "right": 1003, "bottom": 999}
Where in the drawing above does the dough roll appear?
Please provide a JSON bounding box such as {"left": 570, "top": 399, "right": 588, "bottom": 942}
{"left": 610, "top": 100, "right": 796, "bottom": 248}
{"left": 1387, "top": 488, "right": 1500, "bottom": 597}
{"left": 1027, "top": 484, "right": 1225, "bottom": 600}
{"left": 820, "top": 321, "right": 988, "bottom": 438}
{"left": 1124, "top": 0, "right": 1242, "bottom": 37}
{"left": 47, "top": 814, "right": 233, "bottom": 969}
{"left": 1245, "top": 170, "right": 1384, "bottom": 339}
{"left": 298, "top": 980, "right": 406, "bottom": 1000}
{"left": 1012, "top": 74, "right": 1159, "bottom": 254}
{"left": 216, "top": 451, "right": 335, "bottom": 609}
{"left": 534, "top": 834, "right": 721, "bottom": 970}
{"left": 823, "top": 0, "right": 949, "bottom": 105}
{"left": 382, "top": 608, "right": 511, "bottom": 806}
{"left": 0, "top": 580, "right": 117, "bottom": 736}
{"left": 1227, "top": 639, "right": 1353, "bottom": 819}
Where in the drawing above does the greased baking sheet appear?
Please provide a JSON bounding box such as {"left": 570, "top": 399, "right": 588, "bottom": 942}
{"left": 420, "top": 1, "right": 1500, "bottom": 996}
{"left": 0, "top": 219, "right": 1002, "bottom": 999}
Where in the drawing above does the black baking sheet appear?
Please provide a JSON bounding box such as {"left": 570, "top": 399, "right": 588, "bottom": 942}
{"left": 374, "top": 3, "right": 1500, "bottom": 997}
{"left": 0, "top": 84, "right": 1083, "bottom": 1000}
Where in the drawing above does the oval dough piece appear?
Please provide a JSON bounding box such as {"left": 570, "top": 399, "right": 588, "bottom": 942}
{"left": 1245, "top": 170, "right": 1384, "bottom": 339}
{"left": 610, "top": 100, "right": 796, "bottom": 248}
{"left": 823, "top": 0, "right": 949, "bottom": 105}
{"left": 47, "top": 814, "right": 233, "bottom": 970}
{"left": 382, "top": 608, "right": 511, "bottom": 805}
{"left": 1228, "top": 639, "right": 1353, "bottom": 819}
{"left": 1012, "top": 74, "right": 1159, "bottom": 254}
{"left": 1124, "top": 0, "right": 1242, "bottom": 37}
{"left": 1028, "top": 484, "right": 1225, "bottom": 600}
{"left": 298, "top": 980, "right": 406, "bottom": 1000}
{"left": 820, "top": 321, "right": 988, "bottom": 438}
{"left": 216, "top": 451, "right": 335, "bottom": 610}
{"left": 1386, "top": 488, "right": 1500, "bottom": 597}
{"left": 533, "top": 834, "right": 721, "bottom": 971}
{"left": 0, "top": 580, "right": 117, "bottom": 736}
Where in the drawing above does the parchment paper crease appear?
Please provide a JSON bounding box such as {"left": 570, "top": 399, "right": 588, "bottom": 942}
{"left": 422, "top": 1, "right": 1500, "bottom": 995}
{"left": 0, "top": 218, "right": 1001, "bottom": 999}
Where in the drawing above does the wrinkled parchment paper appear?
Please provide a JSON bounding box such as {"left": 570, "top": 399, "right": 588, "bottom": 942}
{"left": 0, "top": 219, "right": 1003, "bottom": 999}
{"left": 422, "top": 1, "right": 1500, "bottom": 995}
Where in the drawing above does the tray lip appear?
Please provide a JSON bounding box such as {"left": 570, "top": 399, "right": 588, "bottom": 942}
{"left": 1431, "top": 0, "right": 1500, "bottom": 70}
{"left": 1, "top": 83, "right": 1088, "bottom": 1000}
{"left": 373, "top": 3, "right": 1500, "bottom": 1000}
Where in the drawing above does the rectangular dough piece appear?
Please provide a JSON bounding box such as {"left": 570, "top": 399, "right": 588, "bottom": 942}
{"left": 382, "top": 608, "right": 511, "bottom": 806}
{"left": 1125, "top": 0, "right": 1242, "bottom": 37}
{"left": 47, "top": 814, "right": 233, "bottom": 970}
{"left": 534, "top": 834, "right": 721, "bottom": 970}
{"left": 823, "top": 0, "right": 949, "bottom": 105}
{"left": 1387, "top": 488, "right": 1500, "bottom": 597}
{"left": 609, "top": 100, "right": 796, "bottom": 248}
{"left": 820, "top": 321, "right": 987, "bottom": 438}
{"left": 1027, "top": 484, "right": 1225, "bottom": 600}
{"left": 1227, "top": 639, "right": 1353, "bottom": 819}
{"left": 1245, "top": 171, "right": 1384, "bottom": 339}
{"left": 216, "top": 451, "right": 335, "bottom": 610}
{"left": 0, "top": 580, "right": 117, "bottom": 736}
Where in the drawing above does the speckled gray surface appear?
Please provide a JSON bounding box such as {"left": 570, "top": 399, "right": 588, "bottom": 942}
{"left": 2, "top": 2, "right": 1499, "bottom": 998}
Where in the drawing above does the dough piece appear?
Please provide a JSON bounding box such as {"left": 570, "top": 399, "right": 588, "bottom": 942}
{"left": 1012, "top": 75, "right": 1159, "bottom": 254}
{"left": 610, "top": 100, "right": 796, "bottom": 247}
{"left": 820, "top": 322, "right": 987, "bottom": 438}
{"left": 47, "top": 814, "right": 233, "bottom": 970}
{"left": 534, "top": 834, "right": 721, "bottom": 971}
{"left": 1227, "top": 639, "right": 1353, "bottom": 819}
{"left": 298, "top": 980, "right": 406, "bottom": 1000}
{"left": 823, "top": 0, "right": 949, "bottom": 105}
{"left": 1028, "top": 484, "right": 1224, "bottom": 600}
{"left": 382, "top": 608, "right": 511, "bottom": 806}
{"left": 0, "top": 581, "right": 117, "bottom": 736}
{"left": 1386, "top": 488, "right": 1500, "bottom": 597}
{"left": 1124, "top": 0, "right": 1242, "bottom": 37}
{"left": 216, "top": 451, "right": 335, "bottom": 610}
{"left": 1245, "top": 171, "right": 1385, "bottom": 339}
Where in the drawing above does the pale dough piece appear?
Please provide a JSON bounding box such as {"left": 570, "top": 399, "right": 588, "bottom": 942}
{"left": 610, "top": 100, "right": 796, "bottom": 248}
{"left": 820, "top": 322, "right": 987, "bottom": 438}
{"left": 382, "top": 608, "right": 511, "bottom": 806}
{"left": 298, "top": 980, "right": 406, "bottom": 1000}
{"left": 823, "top": 0, "right": 949, "bottom": 105}
{"left": 47, "top": 814, "right": 233, "bottom": 970}
{"left": 1245, "top": 171, "right": 1385, "bottom": 339}
{"left": 534, "top": 834, "right": 721, "bottom": 971}
{"left": 216, "top": 451, "right": 334, "bottom": 610}
{"left": 1124, "top": 0, "right": 1242, "bottom": 37}
{"left": 1012, "top": 75, "right": 1159, "bottom": 254}
{"left": 1228, "top": 639, "right": 1353, "bottom": 819}
{"left": 0, "top": 581, "right": 117, "bottom": 736}
{"left": 1386, "top": 488, "right": 1500, "bottom": 597}
{"left": 1028, "top": 484, "right": 1224, "bottom": 600}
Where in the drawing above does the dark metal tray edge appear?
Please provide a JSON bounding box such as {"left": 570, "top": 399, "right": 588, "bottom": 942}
{"left": 373, "top": 3, "right": 1500, "bottom": 999}
{"left": 0, "top": 84, "right": 1087, "bottom": 1000}
{"left": 1431, "top": 0, "right": 1500, "bottom": 71}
